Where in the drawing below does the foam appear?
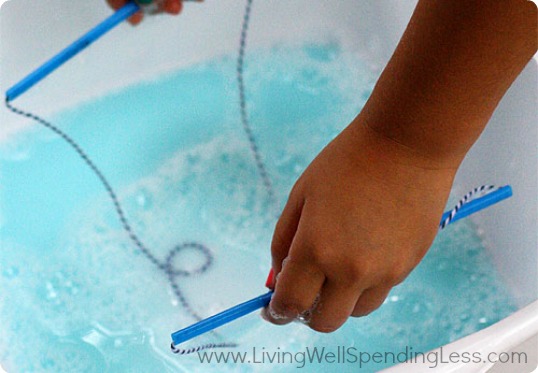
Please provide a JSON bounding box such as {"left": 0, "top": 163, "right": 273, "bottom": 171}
{"left": 0, "top": 43, "right": 515, "bottom": 372}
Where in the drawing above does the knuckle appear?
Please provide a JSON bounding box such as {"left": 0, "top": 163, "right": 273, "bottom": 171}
{"left": 352, "top": 306, "right": 375, "bottom": 318}
{"left": 311, "top": 253, "right": 370, "bottom": 286}
{"left": 366, "top": 300, "right": 384, "bottom": 315}
{"left": 383, "top": 271, "right": 402, "bottom": 285}
{"left": 270, "top": 227, "right": 287, "bottom": 255}
{"left": 304, "top": 243, "right": 329, "bottom": 267}
{"left": 282, "top": 300, "right": 308, "bottom": 316}
{"left": 271, "top": 298, "right": 303, "bottom": 318}
{"left": 308, "top": 244, "right": 360, "bottom": 272}
{"left": 352, "top": 300, "right": 384, "bottom": 318}
{"left": 339, "top": 260, "right": 370, "bottom": 285}
{"left": 384, "top": 263, "right": 411, "bottom": 285}
{"left": 348, "top": 262, "right": 368, "bottom": 282}
{"left": 289, "top": 180, "right": 302, "bottom": 198}
{"left": 283, "top": 257, "right": 319, "bottom": 281}
{"left": 271, "top": 289, "right": 310, "bottom": 317}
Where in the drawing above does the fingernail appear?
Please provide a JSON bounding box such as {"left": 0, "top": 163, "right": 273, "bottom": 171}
{"left": 265, "top": 268, "right": 275, "bottom": 288}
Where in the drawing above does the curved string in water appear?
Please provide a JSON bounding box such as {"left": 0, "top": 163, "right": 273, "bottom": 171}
{"left": 5, "top": 0, "right": 270, "bottom": 356}
{"left": 237, "top": 0, "right": 277, "bottom": 211}
{"left": 4, "top": 98, "right": 231, "bottom": 353}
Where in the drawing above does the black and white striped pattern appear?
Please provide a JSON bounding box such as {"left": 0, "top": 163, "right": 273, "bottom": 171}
{"left": 5, "top": 95, "right": 222, "bottom": 339}
{"left": 5, "top": 98, "right": 214, "bottom": 323}
{"left": 439, "top": 185, "right": 495, "bottom": 230}
{"left": 170, "top": 342, "right": 238, "bottom": 355}
{"left": 237, "top": 0, "right": 278, "bottom": 211}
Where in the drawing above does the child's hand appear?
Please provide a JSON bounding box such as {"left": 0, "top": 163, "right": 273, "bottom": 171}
{"left": 262, "top": 118, "right": 456, "bottom": 332}
{"left": 106, "top": 0, "right": 183, "bottom": 25}
{"left": 262, "top": 0, "right": 535, "bottom": 333}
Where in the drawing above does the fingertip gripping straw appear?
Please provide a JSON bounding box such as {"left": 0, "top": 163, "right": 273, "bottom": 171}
{"left": 265, "top": 268, "right": 275, "bottom": 288}
{"left": 170, "top": 185, "right": 513, "bottom": 347}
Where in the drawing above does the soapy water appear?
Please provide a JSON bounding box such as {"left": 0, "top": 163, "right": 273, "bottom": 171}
{"left": 0, "top": 43, "right": 516, "bottom": 372}
{"left": 5, "top": 1, "right": 257, "bottom": 357}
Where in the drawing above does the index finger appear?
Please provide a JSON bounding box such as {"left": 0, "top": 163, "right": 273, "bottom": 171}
{"left": 263, "top": 220, "right": 326, "bottom": 325}
{"left": 107, "top": 0, "right": 144, "bottom": 25}
{"left": 264, "top": 258, "right": 325, "bottom": 325}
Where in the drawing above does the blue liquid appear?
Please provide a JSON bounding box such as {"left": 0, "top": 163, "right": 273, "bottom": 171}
{"left": 0, "top": 44, "right": 515, "bottom": 372}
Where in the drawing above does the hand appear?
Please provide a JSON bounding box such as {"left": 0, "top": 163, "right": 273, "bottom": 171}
{"left": 262, "top": 116, "right": 458, "bottom": 332}
{"left": 106, "top": 0, "right": 183, "bottom": 25}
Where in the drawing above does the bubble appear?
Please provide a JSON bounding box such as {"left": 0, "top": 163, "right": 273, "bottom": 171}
{"left": 303, "top": 42, "right": 339, "bottom": 62}
{"left": 135, "top": 189, "right": 153, "bottom": 210}
{"left": 45, "top": 281, "right": 59, "bottom": 301}
{"left": 2, "top": 266, "right": 19, "bottom": 279}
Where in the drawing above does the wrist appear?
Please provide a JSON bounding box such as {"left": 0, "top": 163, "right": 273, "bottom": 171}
{"left": 339, "top": 116, "right": 458, "bottom": 195}
{"left": 352, "top": 100, "right": 472, "bottom": 171}
{"left": 351, "top": 114, "right": 460, "bottom": 168}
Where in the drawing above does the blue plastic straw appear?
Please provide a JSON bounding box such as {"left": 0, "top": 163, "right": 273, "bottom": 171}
{"left": 171, "top": 185, "right": 513, "bottom": 346}
{"left": 5, "top": 2, "right": 140, "bottom": 102}
{"left": 172, "top": 291, "right": 273, "bottom": 346}
{"left": 439, "top": 185, "right": 512, "bottom": 225}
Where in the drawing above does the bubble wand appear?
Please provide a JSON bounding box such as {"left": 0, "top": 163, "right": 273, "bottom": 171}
{"left": 170, "top": 185, "right": 512, "bottom": 350}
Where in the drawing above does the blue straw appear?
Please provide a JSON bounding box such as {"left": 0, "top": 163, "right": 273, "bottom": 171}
{"left": 439, "top": 185, "right": 512, "bottom": 225}
{"left": 5, "top": 2, "right": 140, "bottom": 102}
{"left": 172, "top": 291, "right": 273, "bottom": 346}
{"left": 170, "top": 185, "right": 513, "bottom": 346}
